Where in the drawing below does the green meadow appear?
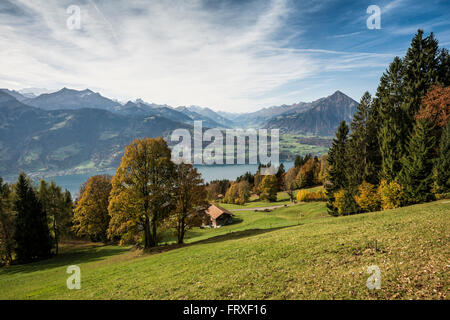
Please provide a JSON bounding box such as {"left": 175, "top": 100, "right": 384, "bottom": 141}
{"left": 0, "top": 198, "right": 448, "bottom": 300}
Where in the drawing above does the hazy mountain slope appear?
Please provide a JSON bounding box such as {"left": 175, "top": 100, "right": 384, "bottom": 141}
{"left": 23, "top": 88, "right": 120, "bottom": 111}
{"left": 229, "top": 102, "right": 313, "bottom": 128}
{"left": 266, "top": 91, "right": 358, "bottom": 135}
{"left": 0, "top": 92, "right": 190, "bottom": 176}
{"left": 115, "top": 100, "right": 192, "bottom": 123}
{"left": 0, "top": 89, "right": 29, "bottom": 102}
{"left": 176, "top": 106, "right": 229, "bottom": 128}
{"left": 185, "top": 106, "right": 234, "bottom": 128}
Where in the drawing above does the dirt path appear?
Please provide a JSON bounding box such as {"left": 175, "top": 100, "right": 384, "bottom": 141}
{"left": 231, "top": 203, "right": 296, "bottom": 212}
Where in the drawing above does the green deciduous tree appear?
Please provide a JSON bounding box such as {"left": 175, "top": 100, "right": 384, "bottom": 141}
{"left": 38, "top": 180, "right": 73, "bottom": 254}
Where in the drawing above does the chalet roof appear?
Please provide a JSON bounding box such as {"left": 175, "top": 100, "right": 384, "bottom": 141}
{"left": 206, "top": 204, "right": 234, "bottom": 220}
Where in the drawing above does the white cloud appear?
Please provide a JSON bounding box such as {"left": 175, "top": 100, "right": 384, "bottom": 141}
{"left": 0, "top": 0, "right": 393, "bottom": 112}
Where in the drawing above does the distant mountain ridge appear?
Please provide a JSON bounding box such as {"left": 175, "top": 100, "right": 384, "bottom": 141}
{"left": 266, "top": 91, "right": 358, "bottom": 135}
{"left": 23, "top": 88, "right": 120, "bottom": 111}
{"left": 0, "top": 91, "right": 191, "bottom": 177}
{"left": 0, "top": 87, "right": 359, "bottom": 176}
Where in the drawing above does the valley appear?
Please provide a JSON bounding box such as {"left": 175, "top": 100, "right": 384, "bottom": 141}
{"left": 0, "top": 88, "right": 349, "bottom": 179}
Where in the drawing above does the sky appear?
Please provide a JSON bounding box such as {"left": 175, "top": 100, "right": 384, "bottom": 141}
{"left": 0, "top": 0, "right": 449, "bottom": 113}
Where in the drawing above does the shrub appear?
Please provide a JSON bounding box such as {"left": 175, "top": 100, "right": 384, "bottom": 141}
{"left": 296, "top": 189, "right": 309, "bottom": 202}
{"left": 308, "top": 189, "right": 327, "bottom": 201}
{"left": 354, "top": 182, "right": 381, "bottom": 212}
{"left": 333, "top": 189, "right": 359, "bottom": 215}
{"left": 378, "top": 180, "right": 404, "bottom": 210}
{"left": 296, "top": 188, "right": 327, "bottom": 202}
{"left": 333, "top": 190, "right": 346, "bottom": 215}
{"left": 435, "top": 193, "right": 450, "bottom": 200}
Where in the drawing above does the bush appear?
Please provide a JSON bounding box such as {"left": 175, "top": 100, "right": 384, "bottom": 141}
{"left": 378, "top": 180, "right": 404, "bottom": 210}
{"left": 354, "top": 182, "right": 381, "bottom": 212}
{"left": 333, "top": 189, "right": 359, "bottom": 215}
{"left": 332, "top": 190, "right": 346, "bottom": 215}
{"left": 308, "top": 189, "right": 327, "bottom": 201}
{"left": 296, "top": 189, "right": 309, "bottom": 202}
{"left": 435, "top": 193, "right": 450, "bottom": 200}
{"left": 296, "top": 188, "right": 327, "bottom": 202}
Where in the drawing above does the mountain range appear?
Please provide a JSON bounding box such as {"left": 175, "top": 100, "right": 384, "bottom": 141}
{"left": 0, "top": 87, "right": 358, "bottom": 177}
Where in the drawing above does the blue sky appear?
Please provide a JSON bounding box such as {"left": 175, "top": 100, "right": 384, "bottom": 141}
{"left": 0, "top": 0, "right": 449, "bottom": 112}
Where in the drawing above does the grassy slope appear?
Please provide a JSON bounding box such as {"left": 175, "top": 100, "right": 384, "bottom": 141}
{"left": 0, "top": 200, "right": 448, "bottom": 300}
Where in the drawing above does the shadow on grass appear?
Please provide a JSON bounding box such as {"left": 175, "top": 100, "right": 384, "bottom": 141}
{"left": 1, "top": 225, "right": 300, "bottom": 273}
{"left": 143, "top": 225, "right": 300, "bottom": 256}
{"left": 0, "top": 245, "right": 129, "bottom": 275}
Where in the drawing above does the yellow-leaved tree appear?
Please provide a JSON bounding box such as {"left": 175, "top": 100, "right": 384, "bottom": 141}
{"left": 72, "top": 175, "right": 112, "bottom": 242}
{"left": 169, "top": 162, "right": 207, "bottom": 244}
{"left": 108, "top": 137, "right": 174, "bottom": 248}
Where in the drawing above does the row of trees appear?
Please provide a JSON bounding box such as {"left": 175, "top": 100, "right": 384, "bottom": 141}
{"left": 325, "top": 30, "right": 449, "bottom": 216}
{"left": 73, "top": 138, "right": 208, "bottom": 249}
{"left": 220, "top": 154, "right": 328, "bottom": 205}
{"left": 0, "top": 174, "right": 73, "bottom": 265}
{"left": 1, "top": 137, "right": 210, "bottom": 263}
{"left": 284, "top": 155, "right": 328, "bottom": 202}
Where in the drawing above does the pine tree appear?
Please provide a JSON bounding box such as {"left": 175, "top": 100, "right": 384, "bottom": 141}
{"left": 376, "top": 57, "right": 406, "bottom": 181}
{"left": 399, "top": 120, "right": 436, "bottom": 204}
{"left": 402, "top": 30, "right": 439, "bottom": 134}
{"left": 434, "top": 122, "right": 450, "bottom": 193}
{"left": 346, "top": 92, "right": 378, "bottom": 186}
{"left": 14, "top": 172, "right": 52, "bottom": 262}
{"left": 276, "top": 163, "right": 285, "bottom": 191}
{"left": 0, "top": 178, "right": 15, "bottom": 265}
{"left": 437, "top": 48, "right": 450, "bottom": 86}
{"left": 326, "top": 121, "right": 349, "bottom": 215}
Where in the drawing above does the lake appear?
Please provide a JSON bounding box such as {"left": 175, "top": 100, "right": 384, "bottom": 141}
{"left": 48, "top": 162, "right": 294, "bottom": 197}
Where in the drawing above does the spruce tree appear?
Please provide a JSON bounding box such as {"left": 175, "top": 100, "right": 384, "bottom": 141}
{"left": 434, "top": 122, "right": 450, "bottom": 193}
{"left": 399, "top": 120, "right": 436, "bottom": 204}
{"left": 347, "top": 92, "right": 379, "bottom": 186}
{"left": 437, "top": 48, "right": 450, "bottom": 86}
{"left": 326, "top": 121, "right": 349, "bottom": 215}
{"left": 402, "top": 30, "right": 439, "bottom": 135}
{"left": 377, "top": 57, "right": 406, "bottom": 181}
{"left": 14, "top": 172, "right": 52, "bottom": 262}
{"left": 0, "top": 178, "right": 15, "bottom": 265}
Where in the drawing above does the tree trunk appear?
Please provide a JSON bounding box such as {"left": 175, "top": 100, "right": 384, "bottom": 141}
{"left": 144, "top": 216, "right": 151, "bottom": 249}
{"left": 177, "top": 218, "right": 185, "bottom": 244}
{"left": 146, "top": 214, "right": 157, "bottom": 248}
{"left": 53, "top": 219, "right": 59, "bottom": 255}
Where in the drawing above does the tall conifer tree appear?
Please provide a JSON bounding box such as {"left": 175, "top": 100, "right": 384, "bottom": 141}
{"left": 434, "top": 122, "right": 450, "bottom": 193}
{"left": 377, "top": 57, "right": 405, "bottom": 181}
{"left": 14, "top": 172, "right": 52, "bottom": 262}
{"left": 346, "top": 92, "right": 379, "bottom": 186}
{"left": 402, "top": 30, "right": 439, "bottom": 133}
{"left": 399, "top": 120, "right": 436, "bottom": 204}
{"left": 326, "top": 121, "right": 349, "bottom": 215}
